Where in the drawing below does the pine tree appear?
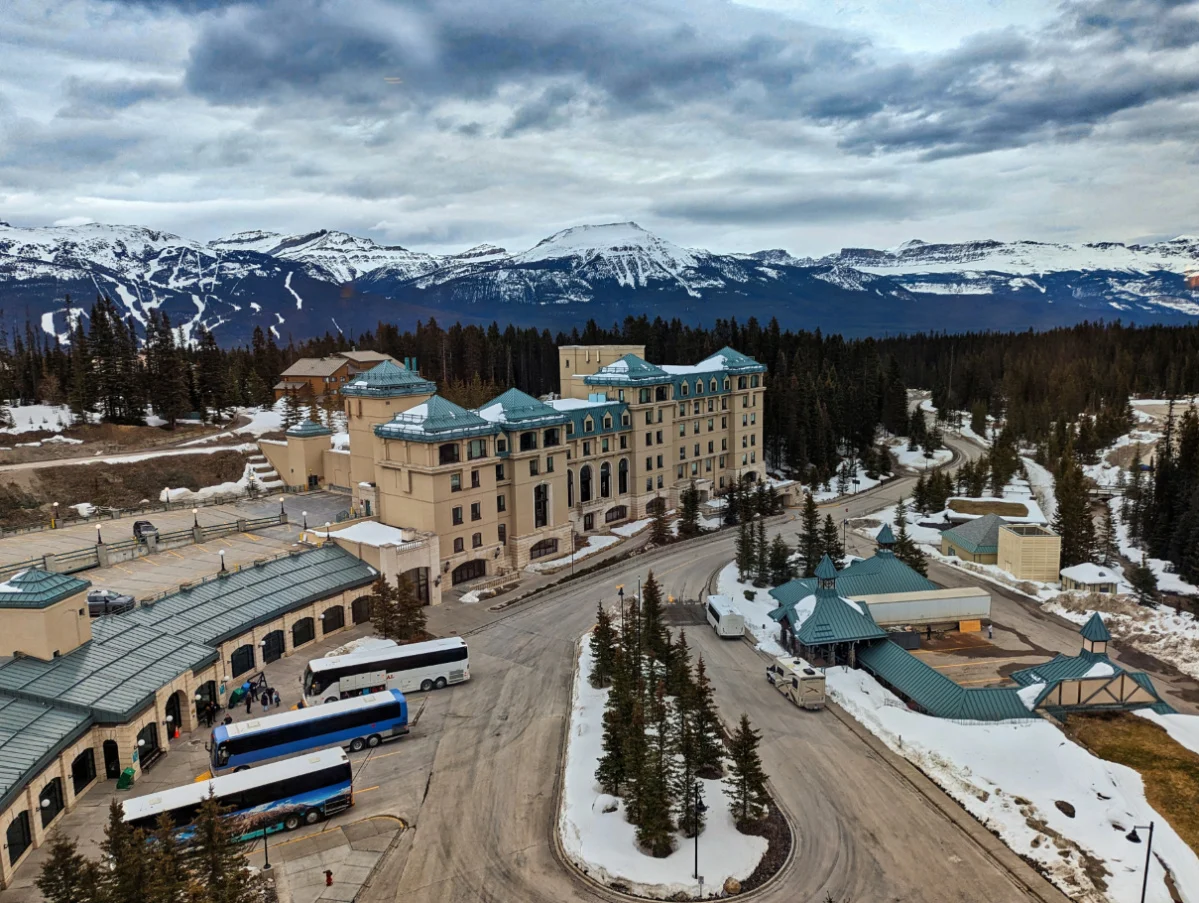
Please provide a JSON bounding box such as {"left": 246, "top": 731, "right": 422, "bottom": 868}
{"left": 799, "top": 492, "right": 821, "bottom": 577}
{"left": 1097, "top": 501, "right": 1119, "bottom": 567}
{"left": 768, "top": 534, "right": 795, "bottom": 585}
{"left": 190, "top": 791, "right": 263, "bottom": 903}
{"left": 735, "top": 520, "right": 755, "bottom": 581}
{"left": 620, "top": 699, "right": 649, "bottom": 825}
{"left": 692, "top": 657, "right": 724, "bottom": 779}
{"left": 99, "top": 799, "right": 150, "bottom": 903}
{"left": 1053, "top": 446, "right": 1097, "bottom": 567}
{"left": 639, "top": 571, "right": 669, "bottom": 662}
{"left": 913, "top": 472, "right": 929, "bottom": 513}
{"left": 820, "top": 513, "right": 845, "bottom": 567}
{"left": 672, "top": 688, "right": 705, "bottom": 838}
{"left": 892, "top": 497, "right": 928, "bottom": 577}
{"left": 368, "top": 575, "right": 401, "bottom": 641}
{"left": 648, "top": 497, "right": 671, "bottom": 546}
{"left": 590, "top": 603, "right": 618, "bottom": 688}
{"left": 665, "top": 628, "right": 694, "bottom": 699}
{"left": 724, "top": 713, "right": 769, "bottom": 829}
{"left": 393, "top": 573, "right": 427, "bottom": 641}
{"left": 596, "top": 641, "right": 635, "bottom": 794}
{"left": 145, "top": 813, "right": 194, "bottom": 903}
{"left": 678, "top": 480, "right": 701, "bottom": 538}
{"left": 282, "top": 389, "right": 302, "bottom": 429}
{"left": 634, "top": 682, "right": 676, "bottom": 856}
{"left": 36, "top": 833, "right": 102, "bottom": 903}
{"left": 754, "top": 517, "right": 770, "bottom": 586}
{"left": 1129, "top": 555, "right": 1159, "bottom": 607}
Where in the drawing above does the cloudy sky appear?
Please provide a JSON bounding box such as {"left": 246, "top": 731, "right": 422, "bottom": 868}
{"left": 2, "top": 0, "right": 1198, "bottom": 256}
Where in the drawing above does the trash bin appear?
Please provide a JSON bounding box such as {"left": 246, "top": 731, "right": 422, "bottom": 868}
{"left": 116, "top": 767, "right": 136, "bottom": 790}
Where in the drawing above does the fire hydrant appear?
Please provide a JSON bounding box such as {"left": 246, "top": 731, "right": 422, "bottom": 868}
{"left": 324, "top": 870, "right": 333, "bottom": 887}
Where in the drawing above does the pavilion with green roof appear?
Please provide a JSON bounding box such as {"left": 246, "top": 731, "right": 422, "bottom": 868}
{"left": 773, "top": 555, "right": 888, "bottom": 665}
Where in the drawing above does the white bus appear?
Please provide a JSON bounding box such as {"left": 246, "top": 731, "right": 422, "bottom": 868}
{"left": 303, "top": 636, "right": 470, "bottom": 705}
{"left": 123, "top": 747, "right": 353, "bottom": 839}
{"left": 706, "top": 595, "right": 745, "bottom": 638}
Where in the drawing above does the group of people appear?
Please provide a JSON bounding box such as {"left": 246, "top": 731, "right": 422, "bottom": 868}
{"left": 244, "top": 684, "right": 283, "bottom": 715}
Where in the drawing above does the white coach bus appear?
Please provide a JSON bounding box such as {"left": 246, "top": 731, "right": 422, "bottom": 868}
{"left": 705, "top": 595, "right": 745, "bottom": 638}
{"left": 303, "top": 637, "right": 470, "bottom": 704}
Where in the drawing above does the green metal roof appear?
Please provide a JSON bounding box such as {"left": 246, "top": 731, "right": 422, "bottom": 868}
{"left": 0, "top": 568, "right": 91, "bottom": 610}
{"left": 876, "top": 523, "right": 895, "bottom": 545}
{"left": 548, "top": 399, "right": 629, "bottom": 438}
{"left": 286, "top": 419, "right": 333, "bottom": 438}
{"left": 769, "top": 549, "right": 937, "bottom": 616}
{"left": 340, "top": 360, "right": 437, "bottom": 398}
{"left": 857, "top": 640, "right": 1035, "bottom": 721}
{"left": 374, "top": 395, "right": 499, "bottom": 442}
{"left": 701, "top": 346, "right": 767, "bottom": 374}
{"left": 940, "top": 514, "right": 1005, "bottom": 555}
{"left": 583, "top": 354, "right": 671, "bottom": 385}
{"left": 793, "top": 589, "right": 888, "bottom": 646}
{"left": 1079, "top": 612, "right": 1112, "bottom": 643}
{"left": 0, "top": 696, "right": 92, "bottom": 812}
{"left": 1010, "top": 650, "right": 1111, "bottom": 686}
{"left": 814, "top": 555, "right": 838, "bottom": 581}
{"left": 0, "top": 623, "right": 216, "bottom": 723}
{"left": 478, "top": 388, "right": 570, "bottom": 427}
{"left": 120, "top": 545, "right": 376, "bottom": 649}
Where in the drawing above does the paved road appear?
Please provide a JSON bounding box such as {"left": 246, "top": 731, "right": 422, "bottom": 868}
{"left": 360, "top": 434, "right": 1067, "bottom": 903}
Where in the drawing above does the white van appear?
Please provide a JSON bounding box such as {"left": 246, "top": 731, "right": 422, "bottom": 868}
{"left": 705, "top": 595, "right": 745, "bottom": 638}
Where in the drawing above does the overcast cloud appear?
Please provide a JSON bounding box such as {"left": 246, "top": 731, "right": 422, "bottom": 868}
{"left": 1, "top": 0, "right": 1197, "bottom": 255}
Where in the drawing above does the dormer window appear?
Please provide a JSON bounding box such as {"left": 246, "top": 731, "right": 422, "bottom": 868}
{"left": 584, "top": 416, "right": 594, "bottom": 433}
{"left": 710, "top": 379, "right": 717, "bottom": 392}
{"left": 603, "top": 414, "right": 612, "bottom": 429}
{"left": 723, "top": 378, "right": 730, "bottom": 391}
{"left": 695, "top": 380, "right": 702, "bottom": 395}
{"left": 680, "top": 383, "right": 689, "bottom": 397}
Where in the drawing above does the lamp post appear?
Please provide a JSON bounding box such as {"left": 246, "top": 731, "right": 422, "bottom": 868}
{"left": 193, "top": 508, "right": 199, "bottom": 527}
{"left": 261, "top": 823, "right": 272, "bottom": 871}
{"left": 1127, "top": 821, "right": 1155, "bottom": 903}
{"left": 617, "top": 585, "right": 625, "bottom": 635}
{"left": 302, "top": 511, "right": 308, "bottom": 530}
{"left": 52, "top": 502, "right": 58, "bottom": 529}
{"left": 219, "top": 550, "right": 226, "bottom": 572}
{"left": 96, "top": 523, "right": 103, "bottom": 545}
{"left": 692, "top": 780, "right": 707, "bottom": 880}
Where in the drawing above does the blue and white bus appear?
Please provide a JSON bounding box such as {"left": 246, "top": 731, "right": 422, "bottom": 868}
{"left": 123, "top": 747, "right": 353, "bottom": 838}
{"left": 209, "top": 690, "right": 408, "bottom": 773}
{"left": 303, "top": 636, "right": 469, "bottom": 705}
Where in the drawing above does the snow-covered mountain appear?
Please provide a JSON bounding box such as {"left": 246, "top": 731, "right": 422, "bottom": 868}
{"left": 2, "top": 220, "right": 1198, "bottom": 345}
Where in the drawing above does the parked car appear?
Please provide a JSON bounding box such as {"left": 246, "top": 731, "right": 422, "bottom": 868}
{"left": 87, "top": 589, "right": 136, "bottom": 617}
{"left": 132, "top": 520, "right": 158, "bottom": 541}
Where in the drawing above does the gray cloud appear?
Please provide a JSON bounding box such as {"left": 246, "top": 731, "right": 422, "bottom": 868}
{"left": 58, "top": 76, "right": 180, "bottom": 119}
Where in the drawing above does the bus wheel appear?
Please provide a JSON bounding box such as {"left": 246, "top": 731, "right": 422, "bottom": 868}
{"left": 367, "top": 734, "right": 381, "bottom": 748}
{"left": 324, "top": 697, "right": 339, "bottom": 705}
{"left": 420, "top": 679, "right": 434, "bottom": 692}
{"left": 350, "top": 737, "right": 366, "bottom": 752}
{"left": 304, "top": 809, "right": 322, "bottom": 826}
{"left": 434, "top": 676, "right": 447, "bottom": 690}
{"left": 284, "top": 814, "right": 302, "bottom": 831}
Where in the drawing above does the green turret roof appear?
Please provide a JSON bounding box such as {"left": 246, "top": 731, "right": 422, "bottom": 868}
{"left": 374, "top": 395, "right": 498, "bottom": 441}
{"left": 584, "top": 354, "right": 670, "bottom": 384}
{"left": 940, "top": 514, "right": 1005, "bottom": 555}
{"left": 286, "top": 419, "right": 333, "bottom": 438}
{"left": 478, "top": 388, "right": 570, "bottom": 427}
{"left": 699, "top": 346, "right": 767, "bottom": 373}
{"left": 1079, "top": 612, "right": 1111, "bottom": 643}
{"left": 769, "top": 547, "right": 937, "bottom": 618}
{"left": 341, "top": 360, "right": 436, "bottom": 398}
{"left": 794, "top": 593, "right": 887, "bottom": 646}
{"left": 876, "top": 523, "right": 895, "bottom": 545}
{"left": 0, "top": 569, "right": 90, "bottom": 610}
{"left": 814, "top": 555, "right": 838, "bottom": 581}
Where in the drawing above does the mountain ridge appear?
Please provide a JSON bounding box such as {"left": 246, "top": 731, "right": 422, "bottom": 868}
{"left": 2, "top": 220, "right": 1198, "bottom": 346}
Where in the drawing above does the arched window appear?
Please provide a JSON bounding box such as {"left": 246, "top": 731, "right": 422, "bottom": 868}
{"left": 292, "top": 617, "right": 315, "bottom": 648}
{"left": 605, "top": 505, "right": 628, "bottom": 523}
{"left": 568, "top": 469, "right": 575, "bottom": 507}
{"left": 530, "top": 538, "right": 559, "bottom": 559}
{"left": 322, "top": 605, "right": 345, "bottom": 633}
{"left": 738, "top": 376, "right": 747, "bottom": 389}
{"left": 600, "top": 462, "right": 611, "bottom": 498}
{"left": 618, "top": 458, "right": 628, "bottom": 494}
{"left": 580, "top": 465, "right": 593, "bottom": 503}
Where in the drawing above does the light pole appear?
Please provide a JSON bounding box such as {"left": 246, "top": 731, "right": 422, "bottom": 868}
{"left": 219, "top": 550, "right": 226, "bottom": 572}
{"left": 1127, "top": 821, "right": 1155, "bottom": 903}
{"left": 302, "top": 510, "right": 308, "bottom": 530}
{"left": 96, "top": 523, "right": 103, "bottom": 545}
{"left": 692, "top": 780, "right": 707, "bottom": 879}
{"left": 193, "top": 507, "right": 199, "bottom": 527}
{"left": 52, "top": 502, "right": 58, "bottom": 529}
{"left": 617, "top": 585, "right": 625, "bottom": 635}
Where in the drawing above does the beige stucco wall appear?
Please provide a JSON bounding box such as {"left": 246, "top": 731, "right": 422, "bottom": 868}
{"left": 258, "top": 440, "right": 290, "bottom": 484}
{"left": 558, "top": 344, "right": 646, "bottom": 396}
{"left": 2, "top": 590, "right": 92, "bottom": 660}
{"left": 324, "top": 448, "right": 352, "bottom": 488}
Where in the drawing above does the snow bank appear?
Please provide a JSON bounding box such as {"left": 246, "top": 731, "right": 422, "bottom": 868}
{"left": 159, "top": 460, "right": 261, "bottom": 503}
{"left": 715, "top": 563, "right": 787, "bottom": 657}
{"left": 827, "top": 666, "right": 1199, "bottom": 903}
{"left": 314, "top": 521, "right": 414, "bottom": 547}
{"left": 887, "top": 437, "right": 953, "bottom": 470}
{"left": 1135, "top": 710, "right": 1199, "bottom": 756}
{"left": 525, "top": 535, "right": 620, "bottom": 573}
{"left": 559, "top": 635, "right": 768, "bottom": 898}
{"left": 1021, "top": 457, "right": 1057, "bottom": 522}
{"left": 0, "top": 404, "right": 81, "bottom": 435}
{"left": 1113, "top": 500, "right": 1198, "bottom": 596}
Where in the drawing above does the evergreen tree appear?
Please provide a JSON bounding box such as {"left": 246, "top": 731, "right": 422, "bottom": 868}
{"left": 99, "top": 799, "right": 150, "bottom": 903}
{"left": 282, "top": 389, "right": 302, "bottom": 429}
{"left": 590, "top": 604, "right": 618, "bottom": 688}
{"left": 190, "top": 791, "right": 262, "bottom": 903}
{"left": 36, "top": 834, "right": 101, "bottom": 903}
{"left": 1129, "top": 555, "right": 1160, "bottom": 607}
{"left": 146, "top": 813, "right": 194, "bottom": 903}
{"left": 620, "top": 699, "right": 649, "bottom": 825}
{"left": 892, "top": 498, "right": 928, "bottom": 576}
{"left": 665, "top": 628, "right": 694, "bottom": 699}
{"left": 799, "top": 492, "right": 821, "bottom": 577}
{"left": 735, "top": 520, "right": 755, "bottom": 581}
{"left": 723, "top": 713, "right": 769, "bottom": 829}
{"left": 596, "top": 641, "right": 635, "bottom": 794}
{"left": 678, "top": 480, "right": 701, "bottom": 538}
{"left": 635, "top": 683, "right": 677, "bottom": 856}
{"left": 820, "top": 514, "right": 845, "bottom": 567}
{"left": 648, "top": 497, "right": 671, "bottom": 546}
{"left": 393, "top": 573, "right": 427, "bottom": 641}
{"left": 1097, "top": 501, "right": 1119, "bottom": 567}
{"left": 768, "top": 534, "right": 795, "bottom": 585}
{"left": 1053, "top": 446, "right": 1097, "bottom": 567}
{"left": 368, "top": 574, "right": 401, "bottom": 641}
{"left": 721, "top": 479, "right": 741, "bottom": 527}
{"left": 692, "top": 657, "right": 724, "bottom": 779}
{"left": 672, "top": 685, "right": 705, "bottom": 838}
{"left": 912, "top": 473, "right": 929, "bottom": 513}
{"left": 639, "top": 571, "right": 669, "bottom": 662}
{"left": 754, "top": 517, "right": 770, "bottom": 586}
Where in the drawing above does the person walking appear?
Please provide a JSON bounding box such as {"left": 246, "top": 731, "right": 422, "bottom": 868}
{"left": 261, "top": 689, "right": 271, "bottom": 714}
{"left": 244, "top": 690, "right": 253, "bottom": 715}
{"left": 987, "top": 623, "right": 994, "bottom": 640}
{"left": 272, "top": 688, "right": 281, "bottom": 709}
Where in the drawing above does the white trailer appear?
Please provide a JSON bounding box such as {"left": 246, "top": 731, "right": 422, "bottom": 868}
{"left": 849, "top": 587, "right": 991, "bottom": 628}
{"left": 705, "top": 595, "right": 745, "bottom": 638}
{"left": 766, "top": 656, "right": 826, "bottom": 710}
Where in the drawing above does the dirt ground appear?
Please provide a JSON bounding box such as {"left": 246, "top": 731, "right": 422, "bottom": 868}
{"left": 0, "top": 419, "right": 236, "bottom": 466}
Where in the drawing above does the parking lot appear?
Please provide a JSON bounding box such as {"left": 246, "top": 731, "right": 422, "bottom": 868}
{"left": 0, "top": 621, "right": 446, "bottom": 902}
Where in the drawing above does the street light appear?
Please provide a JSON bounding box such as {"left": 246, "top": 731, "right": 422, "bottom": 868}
{"left": 219, "top": 550, "right": 227, "bottom": 572}
{"left": 193, "top": 508, "right": 199, "bottom": 527}
{"left": 52, "top": 502, "right": 58, "bottom": 529}
{"left": 692, "top": 780, "right": 707, "bottom": 879}
{"left": 96, "top": 523, "right": 103, "bottom": 545}
{"left": 1126, "top": 821, "right": 1155, "bottom": 903}
{"left": 302, "top": 511, "right": 308, "bottom": 530}
{"left": 617, "top": 585, "right": 625, "bottom": 634}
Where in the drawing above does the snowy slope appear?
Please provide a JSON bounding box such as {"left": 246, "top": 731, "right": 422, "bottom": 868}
{"left": 209, "top": 229, "right": 442, "bottom": 283}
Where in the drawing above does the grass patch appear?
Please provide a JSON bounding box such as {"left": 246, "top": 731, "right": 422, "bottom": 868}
{"left": 30, "top": 451, "right": 248, "bottom": 511}
{"left": 1064, "top": 712, "right": 1199, "bottom": 857}
{"left": 948, "top": 498, "right": 1029, "bottom": 517}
